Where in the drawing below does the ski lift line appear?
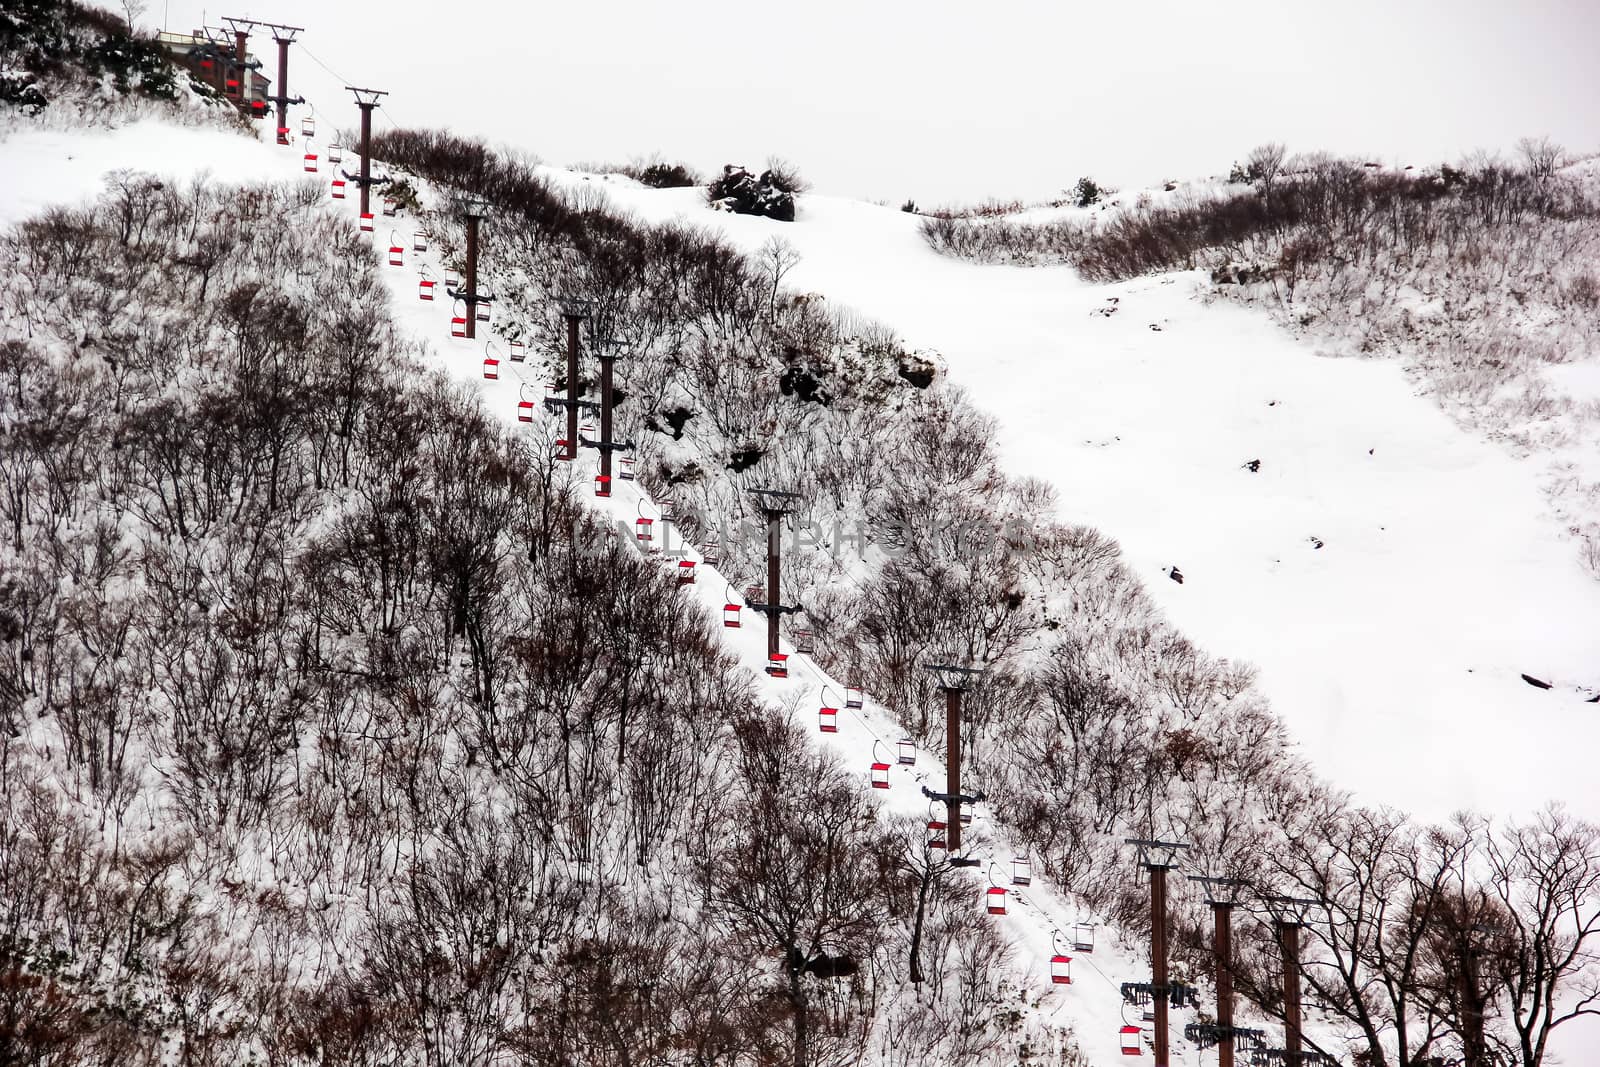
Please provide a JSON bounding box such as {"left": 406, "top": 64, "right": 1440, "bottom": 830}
{"left": 798, "top": 658, "right": 890, "bottom": 750}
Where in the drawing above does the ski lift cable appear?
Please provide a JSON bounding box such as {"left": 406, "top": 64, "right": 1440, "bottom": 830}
{"left": 799, "top": 659, "right": 885, "bottom": 747}
{"left": 1013, "top": 886, "right": 1120, "bottom": 993}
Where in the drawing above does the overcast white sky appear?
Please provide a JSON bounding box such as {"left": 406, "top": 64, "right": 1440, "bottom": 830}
{"left": 156, "top": 0, "right": 1600, "bottom": 205}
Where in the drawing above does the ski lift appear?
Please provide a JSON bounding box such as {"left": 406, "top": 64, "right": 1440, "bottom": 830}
{"left": 819, "top": 687, "right": 840, "bottom": 733}
{"left": 896, "top": 737, "right": 916, "bottom": 765}
{"left": 845, "top": 685, "right": 864, "bottom": 709}
{"left": 303, "top": 149, "right": 318, "bottom": 173}
{"left": 476, "top": 302, "right": 491, "bottom": 324}
{"left": 445, "top": 267, "right": 460, "bottom": 288}
{"left": 635, "top": 519, "right": 654, "bottom": 544}
{"left": 200, "top": 56, "right": 214, "bottom": 71}
{"left": 451, "top": 316, "right": 467, "bottom": 338}
{"left": 1012, "top": 855, "right": 1032, "bottom": 886}
{"left": 359, "top": 213, "right": 374, "bottom": 233}
{"left": 594, "top": 474, "right": 611, "bottom": 498}
{"left": 300, "top": 115, "right": 315, "bottom": 138}
{"left": 508, "top": 340, "right": 526, "bottom": 362}
{"left": 328, "top": 142, "right": 343, "bottom": 164}
{"left": 381, "top": 196, "right": 397, "bottom": 217}
{"left": 927, "top": 801, "right": 947, "bottom": 849}
{"left": 413, "top": 230, "right": 428, "bottom": 252}
{"left": 870, "top": 741, "right": 891, "bottom": 790}
{"left": 330, "top": 179, "right": 346, "bottom": 200}
{"left": 387, "top": 232, "right": 404, "bottom": 267}
{"left": 483, "top": 357, "right": 499, "bottom": 380}
{"left": 275, "top": 125, "right": 290, "bottom": 145}
{"left": 249, "top": 100, "right": 265, "bottom": 116}
{"left": 418, "top": 277, "right": 435, "bottom": 301}
{"left": 793, "top": 627, "right": 815, "bottom": 655}
{"left": 517, "top": 384, "right": 536, "bottom": 423}
{"left": 677, "top": 559, "right": 697, "bottom": 585}
{"left": 1072, "top": 921, "right": 1096, "bottom": 952}
{"left": 985, "top": 886, "right": 1008, "bottom": 916}
{"left": 723, "top": 592, "right": 741, "bottom": 628}
{"left": 767, "top": 652, "right": 789, "bottom": 679}
{"left": 225, "top": 77, "right": 240, "bottom": 94}
{"left": 619, "top": 456, "right": 635, "bottom": 481}
{"left": 1120, "top": 1026, "right": 1142, "bottom": 1056}
{"left": 1051, "top": 953, "right": 1073, "bottom": 984}
{"left": 1050, "top": 932, "right": 1073, "bottom": 984}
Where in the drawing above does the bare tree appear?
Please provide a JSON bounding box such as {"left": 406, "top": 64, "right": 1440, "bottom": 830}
{"left": 1516, "top": 136, "right": 1566, "bottom": 182}
{"left": 120, "top": 0, "right": 148, "bottom": 32}
{"left": 706, "top": 710, "right": 889, "bottom": 1067}
{"left": 1248, "top": 142, "right": 1288, "bottom": 187}
{"left": 1484, "top": 806, "right": 1600, "bottom": 1067}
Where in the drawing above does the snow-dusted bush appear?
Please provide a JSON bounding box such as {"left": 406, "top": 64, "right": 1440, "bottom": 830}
{"left": 708, "top": 161, "right": 800, "bottom": 221}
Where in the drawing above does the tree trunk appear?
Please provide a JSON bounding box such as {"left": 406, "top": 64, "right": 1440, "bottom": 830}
{"left": 909, "top": 866, "right": 931, "bottom": 984}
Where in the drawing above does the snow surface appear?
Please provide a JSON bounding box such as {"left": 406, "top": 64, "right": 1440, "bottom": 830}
{"left": 552, "top": 172, "right": 1600, "bottom": 828}
{"left": 6, "top": 115, "right": 1600, "bottom": 1062}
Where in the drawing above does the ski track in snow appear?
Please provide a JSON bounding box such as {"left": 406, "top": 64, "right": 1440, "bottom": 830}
{"left": 5, "top": 117, "right": 1600, "bottom": 1063}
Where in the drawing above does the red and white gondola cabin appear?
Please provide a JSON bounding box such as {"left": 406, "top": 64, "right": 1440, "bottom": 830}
{"left": 985, "top": 886, "right": 1007, "bottom": 916}
{"left": 818, "top": 705, "right": 838, "bottom": 733}
{"left": 870, "top": 761, "right": 890, "bottom": 789}
{"left": 767, "top": 653, "right": 789, "bottom": 679}
{"left": 723, "top": 603, "right": 740, "bottom": 628}
{"left": 1012, "top": 857, "right": 1032, "bottom": 886}
{"left": 482, "top": 358, "right": 499, "bottom": 380}
{"left": 413, "top": 231, "right": 428, "bottom": 252}
{"left": 328, "top": 143, "right": 343, "bottom": 164}
{"left": 300, "top": 115, "right": 315, "bottom": 137}
{"left": 382, "top": 197, "right": 397, "bottom": 217}
{"left": 517, "top": 399, "right": 534, "bottom": 423}
{"left": 677, "top": 560, "right": 696, "bottom": 585}
{"left": 303, "top": 151, "right": 318, "bottom": 173}
{"left": 476, "top": 303, "right": 491, "bottom": 323}
{"left": 388, "top": 245, "right": 404, "bottom": 267}
{"left": 1120, "top": 1026, "right": 1142, "bottom": 1056}
{"left": 635, "top": 517, "right": 654, "bottom": 543}
{"left": 896, "top": 738, "right": 916, "bottom": 765}
{"left": 330, "top": 180, "right": 346, "bottom": 200}
{"left": 509, "top": 341, "right": 526, "bottom": 362}
{"left": 359, "top": 213, "right": 374, "bottom": 232}
{"left": 845, "top": 685, "right": 864, "bottom": 709}
{"left": 451, "top": 317, "right": 467, "bottom": 338}
{"left": 1050, "top": 954, "right": 1072, "bottom": 985}
{"left": 927, "top": 819, "right": 947, "bottom": 849}
{"left": 275, "top": 125, "right": 290, "bottom": 145}
{"left": 418, "top": 278, "right": 435, "bottom": 300}
{"left": 594, "top": 475, "right": 611, "bottom": 498}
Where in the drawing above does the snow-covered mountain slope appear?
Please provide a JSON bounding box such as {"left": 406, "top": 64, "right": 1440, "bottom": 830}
{"left": 0, "top": 116, "right": 1165, "bottom": 1066}
{"left": 542, "top": 173, "right": 1600, "bottom": 826}
{"left": 5, "top": 110, "right": 1597, "bottom": 1063}
{"left": 13, "top": 121, "right": 1591, "bottom": 827}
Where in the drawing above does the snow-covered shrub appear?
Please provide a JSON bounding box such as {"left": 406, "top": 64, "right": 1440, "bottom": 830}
{"left": 708, "top": 162, "right": 799, "bottom": 221}
{"left": 635, "top": 158, "right": 699, "bottom": 188}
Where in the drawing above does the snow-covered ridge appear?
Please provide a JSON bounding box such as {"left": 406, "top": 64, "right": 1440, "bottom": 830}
{"left": 3, "top": 92, "right": 1599, "bottom": 1065}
